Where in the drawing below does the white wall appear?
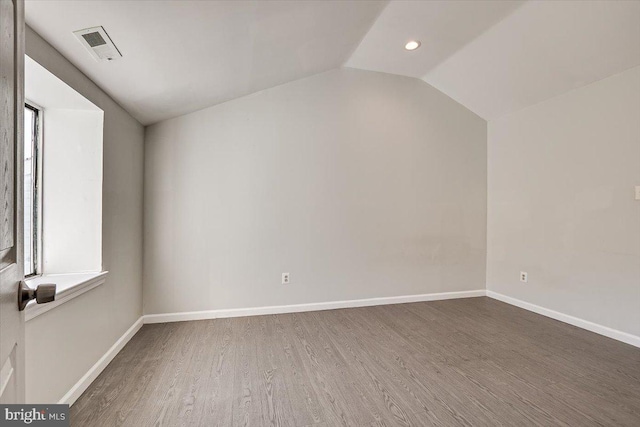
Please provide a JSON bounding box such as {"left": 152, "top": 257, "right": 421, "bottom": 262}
{"left": 487, "top": 66, "right": 640, "bottom": 337}
{"left": 25, "top": 27, "right": 144, "bottom": 403}
{"left": 42, "top": 109, "right": 103, "bottom": 274}
{"left": 144, "top": 68, "right": 487, "bottom": 315}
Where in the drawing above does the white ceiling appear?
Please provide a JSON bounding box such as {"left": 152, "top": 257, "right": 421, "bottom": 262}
{"left": 421, "top": 0, "right": 640, "bottom": 120}
{"left": 346, "top": 1, "right": 525, "bottom": 79}
{"left": 349, "top": 0, "right": 640, "bottom": 120}
{"left": 26, "top": 0, "right": 640, "bottom": 124}
{"left": 25, "top": 0, "right": 386, "bottom": 125}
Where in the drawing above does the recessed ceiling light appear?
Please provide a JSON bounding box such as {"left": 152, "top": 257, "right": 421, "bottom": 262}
{"left": 404, "top": 40, "right": 421, "bottom": 51}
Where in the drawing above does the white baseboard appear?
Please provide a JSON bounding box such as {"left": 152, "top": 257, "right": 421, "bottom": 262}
{"left": 59, "top": 316, "right": 144, "bottom": 406}
{"left": 143, "top": 290, "right": 486, "bottom": 324}
{"left": 486, "top": 291, "right": 640, "bottom": 348}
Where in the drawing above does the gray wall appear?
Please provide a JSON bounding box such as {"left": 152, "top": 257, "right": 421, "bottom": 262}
{"left": 25, "top": 27, "right": 144, "bottom": 403}
{"left": 143, "top": 68, "right": 487, "bottom": 315}
{"left": 487, "top": 66, "right": 640, "bottom": 337}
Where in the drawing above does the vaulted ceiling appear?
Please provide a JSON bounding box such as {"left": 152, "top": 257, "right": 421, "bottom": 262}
{"left": 25, "top": 0, "right": 640, "bottom": 125}
{"left": 25, "top": 0, "right": 387, "bottom": 124}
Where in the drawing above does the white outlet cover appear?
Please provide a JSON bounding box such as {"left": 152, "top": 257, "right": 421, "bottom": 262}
{"left": 282, "top": 273, "right": 290, "bottom": 284}
{"left": 635, "top": 186, "right": 640, "bottom": 200}
{"left": 520, "top": 271, "right": 528, "bottom": 283}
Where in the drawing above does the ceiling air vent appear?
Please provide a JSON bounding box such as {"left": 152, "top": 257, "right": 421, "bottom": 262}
{"left": 73, "top": 26, "right": 122, "bottom": 62}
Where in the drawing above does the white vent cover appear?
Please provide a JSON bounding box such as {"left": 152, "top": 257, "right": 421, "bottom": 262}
{"left": 73, "top": 26, "right": 122, "bottom": 62}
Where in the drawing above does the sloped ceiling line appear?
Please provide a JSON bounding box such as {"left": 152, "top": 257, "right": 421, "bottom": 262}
{"left": 25, "top": 0, "right": 640, "bottom": 124}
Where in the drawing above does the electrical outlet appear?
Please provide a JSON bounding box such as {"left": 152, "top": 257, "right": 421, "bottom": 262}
{"left": 520, "top": 271, "right": 528, "bottom": 283}
{"left": 282, "top": 273, "right": 290, "bottom": 285}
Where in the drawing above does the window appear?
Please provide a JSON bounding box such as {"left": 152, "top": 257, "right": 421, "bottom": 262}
{"left": 24, "top": 103, "right": 41, "bottom": 276}
{"left": 22, "top": 55, "right": 106, "bottom": 319}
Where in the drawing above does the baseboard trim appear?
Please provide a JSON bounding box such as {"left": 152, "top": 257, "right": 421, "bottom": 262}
{"left": 59, "top": 316, "right": 144, "bottom": 406}
{"left": 143, "top": 290, "right": 486, "bottom": 324}
{"left": 486, "top": 291, "right": 640, "bottom": 348}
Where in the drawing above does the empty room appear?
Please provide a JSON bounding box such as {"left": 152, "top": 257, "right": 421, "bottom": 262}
{"left": 1, "top": 0, "right": 639, "bottom": 426}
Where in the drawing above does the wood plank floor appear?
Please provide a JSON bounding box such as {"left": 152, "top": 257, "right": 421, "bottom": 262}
{"left": 70, "top": 297, "right": 640, "bottom": 426}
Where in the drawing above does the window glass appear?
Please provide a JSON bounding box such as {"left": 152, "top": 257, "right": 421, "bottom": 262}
{"left": 24, "top": 105, "right": 38, "bottom": 276}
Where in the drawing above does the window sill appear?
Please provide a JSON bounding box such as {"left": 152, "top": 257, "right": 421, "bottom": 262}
{"left": 24, "top": 271, "right": 108, "bottom": 321}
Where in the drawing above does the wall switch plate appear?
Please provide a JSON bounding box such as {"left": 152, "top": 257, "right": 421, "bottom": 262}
{"left": 635, "top": 186, "right": 640, "bottom": 200}
{"left": 520, "top": 271, "right": 528, "bottom": 283}
{"left": 282, "top": 273, "right": 290, "bottom": 284}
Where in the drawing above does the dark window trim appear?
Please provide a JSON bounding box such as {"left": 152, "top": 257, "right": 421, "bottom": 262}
{"left": 24, "top": 103, "right": 41, "bottom": 277}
